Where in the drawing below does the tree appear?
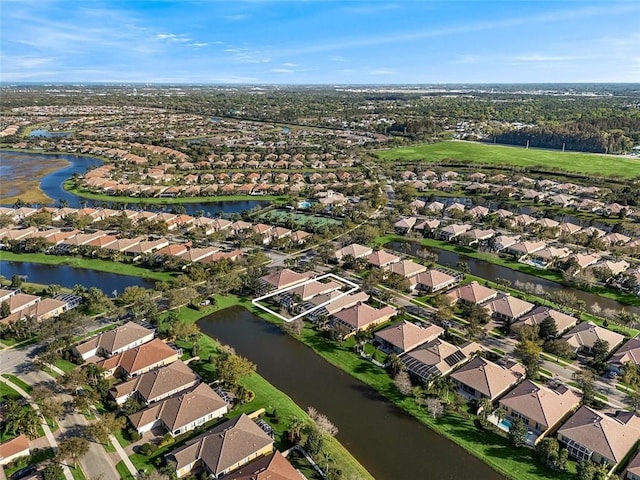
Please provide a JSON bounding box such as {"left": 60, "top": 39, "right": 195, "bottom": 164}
{"left": 3, "top": 399, "right": 41, "bottom": 439}
{"left": 544, "top": 339, "right": 575, "bottom": 360}
{"left": 0, "top": 301, "right": 10, "bottom": 319}
{"left": 307, "top": 407, "right": 338, "bottom": 437}
{"left": 60, "top": 368, "right": 87, "bottom": 393}
{"left": 304, "top": 426, "right": 324, "bottom": 456}
{"left": 42, "top": 463, "right": 64, "bottom": 480}
{"left": 514, "top": 339, "right": 543, "bottom": 379}
{"left": 166, "top": 287, "right": 199, "bottom": 309}
{"left": 86, "top": 413, "right": 125, "bottom": 444}
{"left": 394, "top": 371, "right": 413, "bottom": 396}
{"left": 117, "top": 286, "right": 148, "bottom": 306}
{"left": 214, "top": 350, "right": 256, "bottom": 387}
{"left": 573, "top": 368, "right": 597, "bottom": 407}
{"left": 536, "top": 438, "right": 568, "bottom": 472}
{"left": 57, "top": 437, "right": 90, "bottom": 468}
{"left": 11, "top": 274, "right": 23, "bottom": 288}
{"left": 477, "top": 398, "right": 493, "bottom": 421}
{"left": 426, "top": 397, "right": 444, "bottom": 420}
{"left": 508, "top": 417, "right": 528, "bottom": 447}
{"left": 590, "top": 339, "right": 610, "bottom": 371}
{"left": 169, "top": 321, "right": 200, "bottom": 343}
{"left": 31, "top": 384, "right": 54, "bottom": 404}
{"left": 576, "top": 461, "right": 608, "bottom": 480}
{"left": 538, "top": 317, "right": 558, "bottom": 340}
{"left": 281, "top": 318, "right": 304, "bottom": 337}
{"left": 385, "top": 353, "right": 405, "bottom": 377}
{"left": 40, "top": 398, "right": 65, "bottom": 424}
{"left": 287, "top": 416, "right": 305, "bottom": 444}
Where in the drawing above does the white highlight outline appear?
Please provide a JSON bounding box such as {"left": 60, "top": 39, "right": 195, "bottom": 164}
{"left": 252, "top": 273, "right": 360, "bottom": 323}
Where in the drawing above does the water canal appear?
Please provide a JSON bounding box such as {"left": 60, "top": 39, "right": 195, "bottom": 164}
{"left": 387, "top": 241, "right": 640, "bottom": 315}
{"left": 0, "top": 260, "right": 154, "bottom": 293}
{"left": 198, "top": 306, "right": 505, "bottom": 480}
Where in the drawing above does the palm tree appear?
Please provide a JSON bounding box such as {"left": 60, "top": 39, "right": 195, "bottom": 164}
{"left": 477, "top": 398, "right": 493, "bottom": 421}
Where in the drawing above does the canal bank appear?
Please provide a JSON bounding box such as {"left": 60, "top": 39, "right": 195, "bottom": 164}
{"left": 198, "top": 304, "right": 556, "bottom": 480}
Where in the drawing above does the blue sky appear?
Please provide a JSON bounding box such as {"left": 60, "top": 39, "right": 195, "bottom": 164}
{"left": 1, "top": 0, "right": 639, "bottom": 84}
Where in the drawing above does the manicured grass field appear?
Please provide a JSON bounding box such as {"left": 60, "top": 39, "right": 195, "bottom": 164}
{"left": 1, "top": 374, "right": 32, "bottom": 394}
{"left": 0, "top": 251, "right": 175, "bottom": 282}
{"left": 375, "top": 140, "right": 640, "bottom": 179}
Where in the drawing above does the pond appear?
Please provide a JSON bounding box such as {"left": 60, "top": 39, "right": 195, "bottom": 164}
{"left": 0, "top": 260, "right": 154, "bottom": 294}
{"left": 198, "top": 306, "right": 505, "bottom": 480}
{"left": 28, "top": 129, "right": 72, "bottom": 138}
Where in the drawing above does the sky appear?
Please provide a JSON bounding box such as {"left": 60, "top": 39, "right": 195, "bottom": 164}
{"left": 1, "top": 0, "right": 639, "bottom": 84}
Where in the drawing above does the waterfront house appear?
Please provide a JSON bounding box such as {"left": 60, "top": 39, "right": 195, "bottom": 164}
{"left": 451, "top": 357, "right": 525, "bottom": 402}
{"left": 333, "top": 243, "right": 373, "bottom": 262}
{"left": 484, "top": 295, "right": 535, "bottom": 323}
{"left": 446, "top": 281, "right": 499, "bottom": 306}
{"left": 258, "top": 269, "right": 315, "bottom": 295}
{"left": 609, "top": 338, "right": 640, "bottom": 373}
{"left": 374, "top": 320, "right": 443, "bottom": 354}
{"left": 511, "top": 307, "right": 577, "bottom": 337}
{"left": 331, "top": 303, "right": 397, "bottom": 339}
{"left": 561, "top": 322, "right": 625, "bottom": 356}
{"left": 97, "top": 338, "right": 180, "bottom": 378}
{"left": 225, "top": 451, "right": 303, "bottom": 480}
{"left": 366, "top": 250, "right": 401, "bottom": 270}
{"left": 498, "top": 380, "right": 581, "bottom": 445}
{"left": 415, "top": 269, "right": 459, "bottom": 293}
{"left": 128, "top": 383, "right": 228, "bottom": 437}
{"left": 402, "top": 338, "right": 482, "bottom": 385}
{"left": 557, "top": 407, "right": 640, "bottom": 469}
{"left": 75, "top": 321, "right": 155, "bottom": 361}
{"left": 165, "top": 414, "right": 274, "bottom": 478}
{"left": 111, "top": 360, "right": 200, "bottom": 405}
{"left": 390, "top": 259, "right": 428, "bottom": 279}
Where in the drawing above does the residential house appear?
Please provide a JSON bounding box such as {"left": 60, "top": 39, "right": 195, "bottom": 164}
{"left": 394, "top": 217, "right": 418, "bottom": 233}
{"left": 446, "top": 281, "right": 499, "bottom": 306}
{"left": 506, "top": 240, "right": 547, "bottom": 259}
{"left": 557, "top": 407, "right": 640, "bottom": 468}
{"left": 451, "top": 357, "right": 525, "bottom": 402}
{"left": 258, "top": 269, "right": 315, "bottom": 295}
{"left": 2, "top": 297, "right": 70, "bottom": 325}
{"left": 334, "top": 243, "right": 373, "bottom": 262}
{"left": 625, "top": 451, "right": 640, "bottom": 480}
{"left": 225, "top": 451, "right": 303, "bottom": 480}
{"left": 568, "top": 253, "right": 601, "bottom": 270}
{"left": 562, "top": 322, "right": 625, "bottom": 355}
{"left": 602, "top": 232, "right": 631, "bottom": 247}
{"left": 415, "top": 269, "right": 459, "bottom": 293}
{"left": 437, "top": 224, "right": 471, "bottom": 241}
{"left": 331, "top": 303, "right": 397, "bottom": 338}
{"left": 492, "top": 235, "right": 521, "bottom": 252}
{"left": 374, "top": 320, "right": 443, "bottom": 354}
{"left": 111, "top": 360, "right": 200, "bottom": 405}
{"left": 528, "top": 247, "right": 571, "bottom": 268}
{"left": 307, "top": 291, "right": 370, "bottom": 321}
{"left": 366, "top": 250, "right": 401, "bottom": 270}
{"left": 390, "top": 260, "right": 427, "bottom": 279}
{"left": 414, "top": 219, "right": 440, "bottom": 233}
{"left": 511, "top": 307, "right": 578, "bottom": 337}
{"left": 0, "top": 435, "right": 30, "bottom": 466}
{"left": 74, "top": 321, "right": 155, "bottom": 361}
{"left": 97, "top": 338, "right": 180, "bottom": 378}
{"left": 128, "top": 383, "right": 228, "bottom": 437}
{"left": 609, "top": 338, "right": 640, "bottom": 373}
{"left": 460, "top": 228, "right": 495, "bottom": 246}
{"left": 402, "top": 338, "right": 482, "bottom": 385}
{"left": 484, "top": 295, "right": 535, "bottom": 323}
{"left": 589, "top": 259, "right": 630, "bottom": 277}
{"left": 165, "top": 414, "right": 274, "bottom": 478}
{"left": 498, "top": 380, "right": 581, "bottom": 445}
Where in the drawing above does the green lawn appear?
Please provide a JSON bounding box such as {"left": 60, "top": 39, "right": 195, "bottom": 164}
{"left": 0, "top": 382, "right": 21, "bottom": 400}
{"left": 115, "top": 461, "right": 135, "bottom": 480}
{"left": 0, "top": 251, "right": 175, "bottom": 282}
{"left": 2, "top": 374, "right": 32, "bottom": 394}
{"left": 375, "top": 140, "right": 640, "bottom": 179}
{"left": 54, "top": 359, "right": 78, "bottom": 374}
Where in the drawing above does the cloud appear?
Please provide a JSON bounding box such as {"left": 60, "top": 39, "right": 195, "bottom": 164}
{"left": 370, "top": 68, "right": 395, "bottom": 75}
{"left": 189, "top": 43, "right": 208, "bottom": 48}
{"left": 282, "top": 62, "right": 299, "bottom": 67}
{"left": 271, "top": 68, "right": 293, "bottom": 73}
{"left": 329, "top": 55, "right": 347, "bottom": 62}
{"left": 156, "top": 33, "right": 191, "bottom": 43}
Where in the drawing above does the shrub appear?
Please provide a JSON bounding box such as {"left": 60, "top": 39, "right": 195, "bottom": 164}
{"left": 127, "top": 428, "right": 142, "bottom": 442}
{"left": 159, "top": 433, "right": 175, "bottom": 447}
{"left": 139, "top": 442, "right": 158, "bottom": 456}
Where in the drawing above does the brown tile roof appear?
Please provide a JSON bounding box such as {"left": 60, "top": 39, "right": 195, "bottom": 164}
{"left": 5, "top": 293, "right": 40, "bottom": 314}
{"left": 513, "top": 306, "right": 577, "bottom": 335}
{"left": 558, "top": 406, "right": 640, "bottom": 464}
{"left": 499, "top": 379, "right": 580, "bottom": 430}
{"left": 225, "top": 451, "right": 303, "bottom": 480}
{"left": 450, "top": 357, "right": 525, "bottom": 400}
{"left": 98, "top": 338, "right": 177, "bottom": 376}
{"left": 625, "top": 450, "right": 640, "bottom": 477}
{"left": 260, "top": 269, "right": 314, "bottom": 290}
{"left": 390, "top": 260, "right": 427, "bottom": 278}
{"left": 334, "top": 243, "right": 373, "bottom": 260}
{"left": 415, "top": 269, "right": 457, "bottom": 289}
{"left": 610, "top": 338, "right": 640, "bottom": 367}
{"left": 0, "top": 434, "right": 30, "bottom": 464}
{"left": 562, "top": 322, "right": 625, "bottom": 353}
{"left": 332, "top": 303, "right": 397, "bottom": 331}
{"left": 128, "top": 383, "right": 227, "bottom": 433}
{"left": 309, "top": 291, "right": 369, "bottom": 315}
{"left": 166, "top": 414, "right": 273, "bottom": 476}
{"left": 403, "top": 339, "right": 483, "bottom": 381}
{"left": 366, "top": 250, "right": 401, "bottom": 268}
{"left": 76, "top": 321, "right": 154, "bottom": 356}
{"left": 484, "top": 295, "right": 535, "bottom": 320}
{"left": 112, "top": 360, "right": 200, "bottom": 403}
{"left": 446, "top": 281, "right": 498, "bottom": 305}
{"left": 374, "top": 320, "right": 443, "bottom": 353}
{"left": 289, "top": 280, "right": 342, "bottom": 301}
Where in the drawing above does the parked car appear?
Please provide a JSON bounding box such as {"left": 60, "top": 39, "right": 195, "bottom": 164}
{"left": 10, "top": 465, "right": 37, "bottom": 480}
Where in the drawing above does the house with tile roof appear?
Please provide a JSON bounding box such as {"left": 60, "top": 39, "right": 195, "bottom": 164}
{"left": 165, "top": 414, "right": 274, "bottom": 478}
{"left": 333, "top": 243, "right": 373, "bottom": 262}
{"left": 414, "top": 269, "right": 459, "bottom": 293}
{"left": 97, "top": 338, "right": 180, "bottom": 378}
{"left": 511, "top": 306, "right": 577, "bottom": 337}
{"left": 225, "top": 451, "right": 303, "bottom": 480}
{"left": 332, "top": 303, "right": 397, "bottom": 339}
{"left": 484, "top": 295, "right": 535, "bottom": 323}
{"left": 451, "top": 357, "right": 525, "bottom": 402}
{"left": 609, "top": 338, "right": 640, "bottom": 373}
{"left": 0, "top": 435, "right": 30, "bottom": 466}
{"left": 498, "top": 379, "right": 581, "bottom": 445}
{"left": 74, "top": 321, "right": 155, "bottom": 361}
{"left": 366, "top": 250, "right": 401, "bottom": 270}
{"left": 128, "top": 383, "right": 228, "bottom": 436}
{"left": 625, "top": 450, "right": 640, "bottom": 480}
{"left": 561, "top": 322, "right": 625, "bottom": 356}
{"left": 258, "top": 269, "right": 315, "bottom": 294}
{"left": 374, "top": 320, "right": 443, "bottom": 354}
{"left": 402, "top": 338, "right": 482, "bottom": 385}
{"left": 390, "top": 259, "right": 427, "bottom": 279}
{"left": 557, "top": 407, "right": 640, "bottom": 469}
{"left": 446, "top": 281, "right": 499, "bottom": 306}
{"left": 111, "top": 360, "right": 200, "bottom": 405}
